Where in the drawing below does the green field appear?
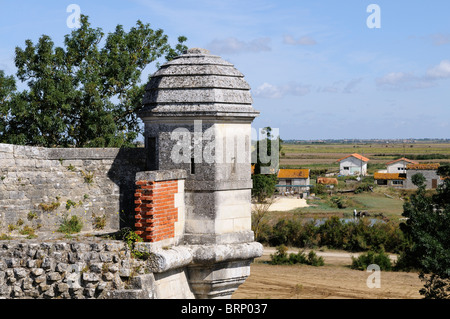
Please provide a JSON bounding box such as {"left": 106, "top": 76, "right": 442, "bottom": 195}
{"left": 280, "top": 141, "right": 450, "bottom": 174}
{"left": 268, "top": 191, "right": 405, "bottom": 222}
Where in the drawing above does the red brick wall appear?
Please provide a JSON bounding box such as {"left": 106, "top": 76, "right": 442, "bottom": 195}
{"left": 134, "top": 180, "right": 179, "bottom": 242}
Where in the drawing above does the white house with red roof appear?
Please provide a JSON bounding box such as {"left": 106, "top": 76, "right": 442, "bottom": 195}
{"left": 337, "top": 153, "right": 369, "bottom": 176}
{"left": 386, "top": 157, "right": 418, "bottom": 173}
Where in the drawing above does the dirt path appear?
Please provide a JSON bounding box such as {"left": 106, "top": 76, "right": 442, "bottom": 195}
{"left": 232, "top": 247, "right": 423, "bottom": 299}
{"left": 252, "top": 197, "right": 309, "bottom": 212}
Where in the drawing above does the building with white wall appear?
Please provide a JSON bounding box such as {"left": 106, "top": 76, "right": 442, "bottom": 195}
{"left": 337, "top": 153, "right": 369, "bottom": 176}
{"left": 386, "top": 157, "right": 418, "bottom": 173}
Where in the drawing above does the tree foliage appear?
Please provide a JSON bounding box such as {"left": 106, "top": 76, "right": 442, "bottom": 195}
{"left": 251, "top": 127, "right": 280, "bottom": 202}
{"left": 400, "top": 168, "right": 450, "bottom": 298}
{"left": 0, "top": 15, "right": 187, "bottom": 147}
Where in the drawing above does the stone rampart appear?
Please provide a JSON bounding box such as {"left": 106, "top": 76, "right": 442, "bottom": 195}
{"left": 0, "top": 143, "right": 146, "bottom": 235}
{"left": 0, "top": 238, "right": 150, "bottom": 299}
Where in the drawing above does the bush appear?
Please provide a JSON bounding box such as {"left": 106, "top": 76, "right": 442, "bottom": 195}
{"left": 270, "top": 245, "right": 324, "bottom": 266}
{"left": 259, "top": 216, "right": 408, "bottom": 254}
{"left": 310, "top": 183, "right": 326, "bottom": 195}
{"left": 350, "top": 249, "right": 392, "bottom": 271}
{"left": 354, "top": 183, "right": 373, "bottom": 194}
{"left": 329, "top": 196, "right": 347, "bottom": 209}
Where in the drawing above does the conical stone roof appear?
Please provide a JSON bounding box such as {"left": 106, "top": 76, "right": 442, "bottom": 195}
{"left": 139, "top": 48, "right": 259, "bottom": 120}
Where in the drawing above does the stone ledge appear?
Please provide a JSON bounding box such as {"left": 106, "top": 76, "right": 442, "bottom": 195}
{"left": 135, "top": 241, "right": 263, "bottom": 273}
{"left": 190, "top": 242, "right": 263, "bottom": 265}
{"left": 135, "top": 169, "right": 187, "bottom": 182}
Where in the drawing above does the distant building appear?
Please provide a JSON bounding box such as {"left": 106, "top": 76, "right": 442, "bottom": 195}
{"left": 405, "top": 163, "right": 443, "bottom": 189}
{"left": 337, "top": 153, "right": 369, "bottom": 176}
{"left": 276, "top": 169, "right": 310, "bottom": 194}
{"left": 386, "top": 158, "right": 418, "bottom": 173}
{"left": 374, "top": 173, "right": 406, "bottom": 188}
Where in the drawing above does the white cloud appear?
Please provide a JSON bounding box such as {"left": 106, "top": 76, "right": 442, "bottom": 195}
{"left": 426, "top": 60, "right": 450, "bottom": 79}
{"left": 207, "top": 37, "right": 271, "bottom": 55}
{"left": 376, "top": 72, "right": 436, "bottom": 90}
{"left": 253, "top": 82, "right": 310, "bottom": 99}
{"left": 376, "top": 72, "right": 413, "bottom": 86}
{"left": 342, "top": 78, "right": 363, "bottom": 94}
{"left": 376, "top": 60, "right": 450, "bottom": 90}
{"left": 317, "top": 78, "right": 363, "bottom": 94}
{"left": 283, "top": 35, "right": 317, "bottom": 46}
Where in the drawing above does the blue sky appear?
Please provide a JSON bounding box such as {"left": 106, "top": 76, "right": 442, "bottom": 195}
{"left": 1, "top": 0, "right": 449, "bottom": 140}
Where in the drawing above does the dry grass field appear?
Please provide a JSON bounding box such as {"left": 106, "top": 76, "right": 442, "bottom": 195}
{"left": 233, "top": 248, "right": 423, "bottom": 299}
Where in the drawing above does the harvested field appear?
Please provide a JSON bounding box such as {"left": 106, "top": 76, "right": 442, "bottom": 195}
{"left": 232, "top": 248, "right": 423, "bottom": 299}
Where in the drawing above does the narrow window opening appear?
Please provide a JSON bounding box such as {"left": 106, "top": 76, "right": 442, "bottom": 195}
{"left": 190, "top": 157, "right": 195, "bottom": 174}
{"left": 147, "top": 137, "right": 158, "bottom": 170}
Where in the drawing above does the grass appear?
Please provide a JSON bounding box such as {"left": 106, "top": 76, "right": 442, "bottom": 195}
{"left": 267, "top": 190, "right": 405, "bottom": 223}
{"left": 349, "top": 193, "right": 404, "bottom": 216}
{"left": 58, "top": 215, "right": 83, "bottom": 234}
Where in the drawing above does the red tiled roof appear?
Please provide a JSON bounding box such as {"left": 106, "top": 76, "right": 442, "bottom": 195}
{"left": 337, "top": 153, "right": 369, "bottom": 163}
{"left": 386, "top": 157, "right": 418, "bottom": 165}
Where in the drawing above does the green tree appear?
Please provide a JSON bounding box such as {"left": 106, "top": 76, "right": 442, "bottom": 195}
{"left": 1, "top": 15, "right": 187, "bottom": 147}
{"left": 0, "top": 70, "right": 16, "bottom": 139}
{"left": 251, "top": 174, "right": 277, "bottom": 203}
{"left": 400, "top": 168, "right": 450, "bottom": 298}
{"left": 251, "top": 126, "right": 280, "bottom": 202}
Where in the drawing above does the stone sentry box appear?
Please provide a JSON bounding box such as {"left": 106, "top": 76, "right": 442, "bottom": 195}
{"left": 134, "top": 48, "right": 263, "bottom": 298}
{"left": 139, "top": 47, "right": 259, "bottom": 245}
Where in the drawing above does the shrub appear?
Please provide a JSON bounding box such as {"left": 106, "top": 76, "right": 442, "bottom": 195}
{"left": 269, "top": 245, "right": 290, "bottom": 264}
{"left": 310, "top": 183, "right": 326, "bottom": 195}
{"left": 270, "top": 245, "right": 324, "bottom": 266}
{"left": 354, "top": 183, "right": 373, "bottom": 194}
{"left": 351, "top": 249, "right": 392, "bottom": 271}
{"left": 260, "top": 216, "right": 408, "bottom": 254}
{"left": 317, "top": 216, "right": 348, "bottom": 248}
{"left": 329, "top": 196, "right": 347, "bottom": 209}
{"left": 305, "top": 250, "right": 325, "bottom": 266}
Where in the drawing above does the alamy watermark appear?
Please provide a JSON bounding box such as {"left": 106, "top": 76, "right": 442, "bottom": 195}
{"left": 66, "top": 4, "right": 81, "bottom": 29}
{"left": 169, "top": 120, "right": 279, "bottom": 174}
{"left": 366, "top": 4, "right": 381, "bottom": 29}
{"left": 366, "top": 264, "right": 381, "bottom": 288}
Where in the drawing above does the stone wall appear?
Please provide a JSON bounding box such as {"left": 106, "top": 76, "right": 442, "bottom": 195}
{"left": 0, "top": 143, "right": 146, "bottom": 235}
{"left": 0, "top": 238, "right": 150, "bottom": 299}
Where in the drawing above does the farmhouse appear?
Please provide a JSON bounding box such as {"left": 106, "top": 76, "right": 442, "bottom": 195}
{"left": 374, "top": 157, "right": 417, "bottom": 187}
{"left": 337, "top": 153, "right": 369, "bottom": 176}
{"left": 276, "top": 168, "right": 310, "bottom": 194}
{"left": 386, "top": 157, "right": 418, "bottom": 173}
